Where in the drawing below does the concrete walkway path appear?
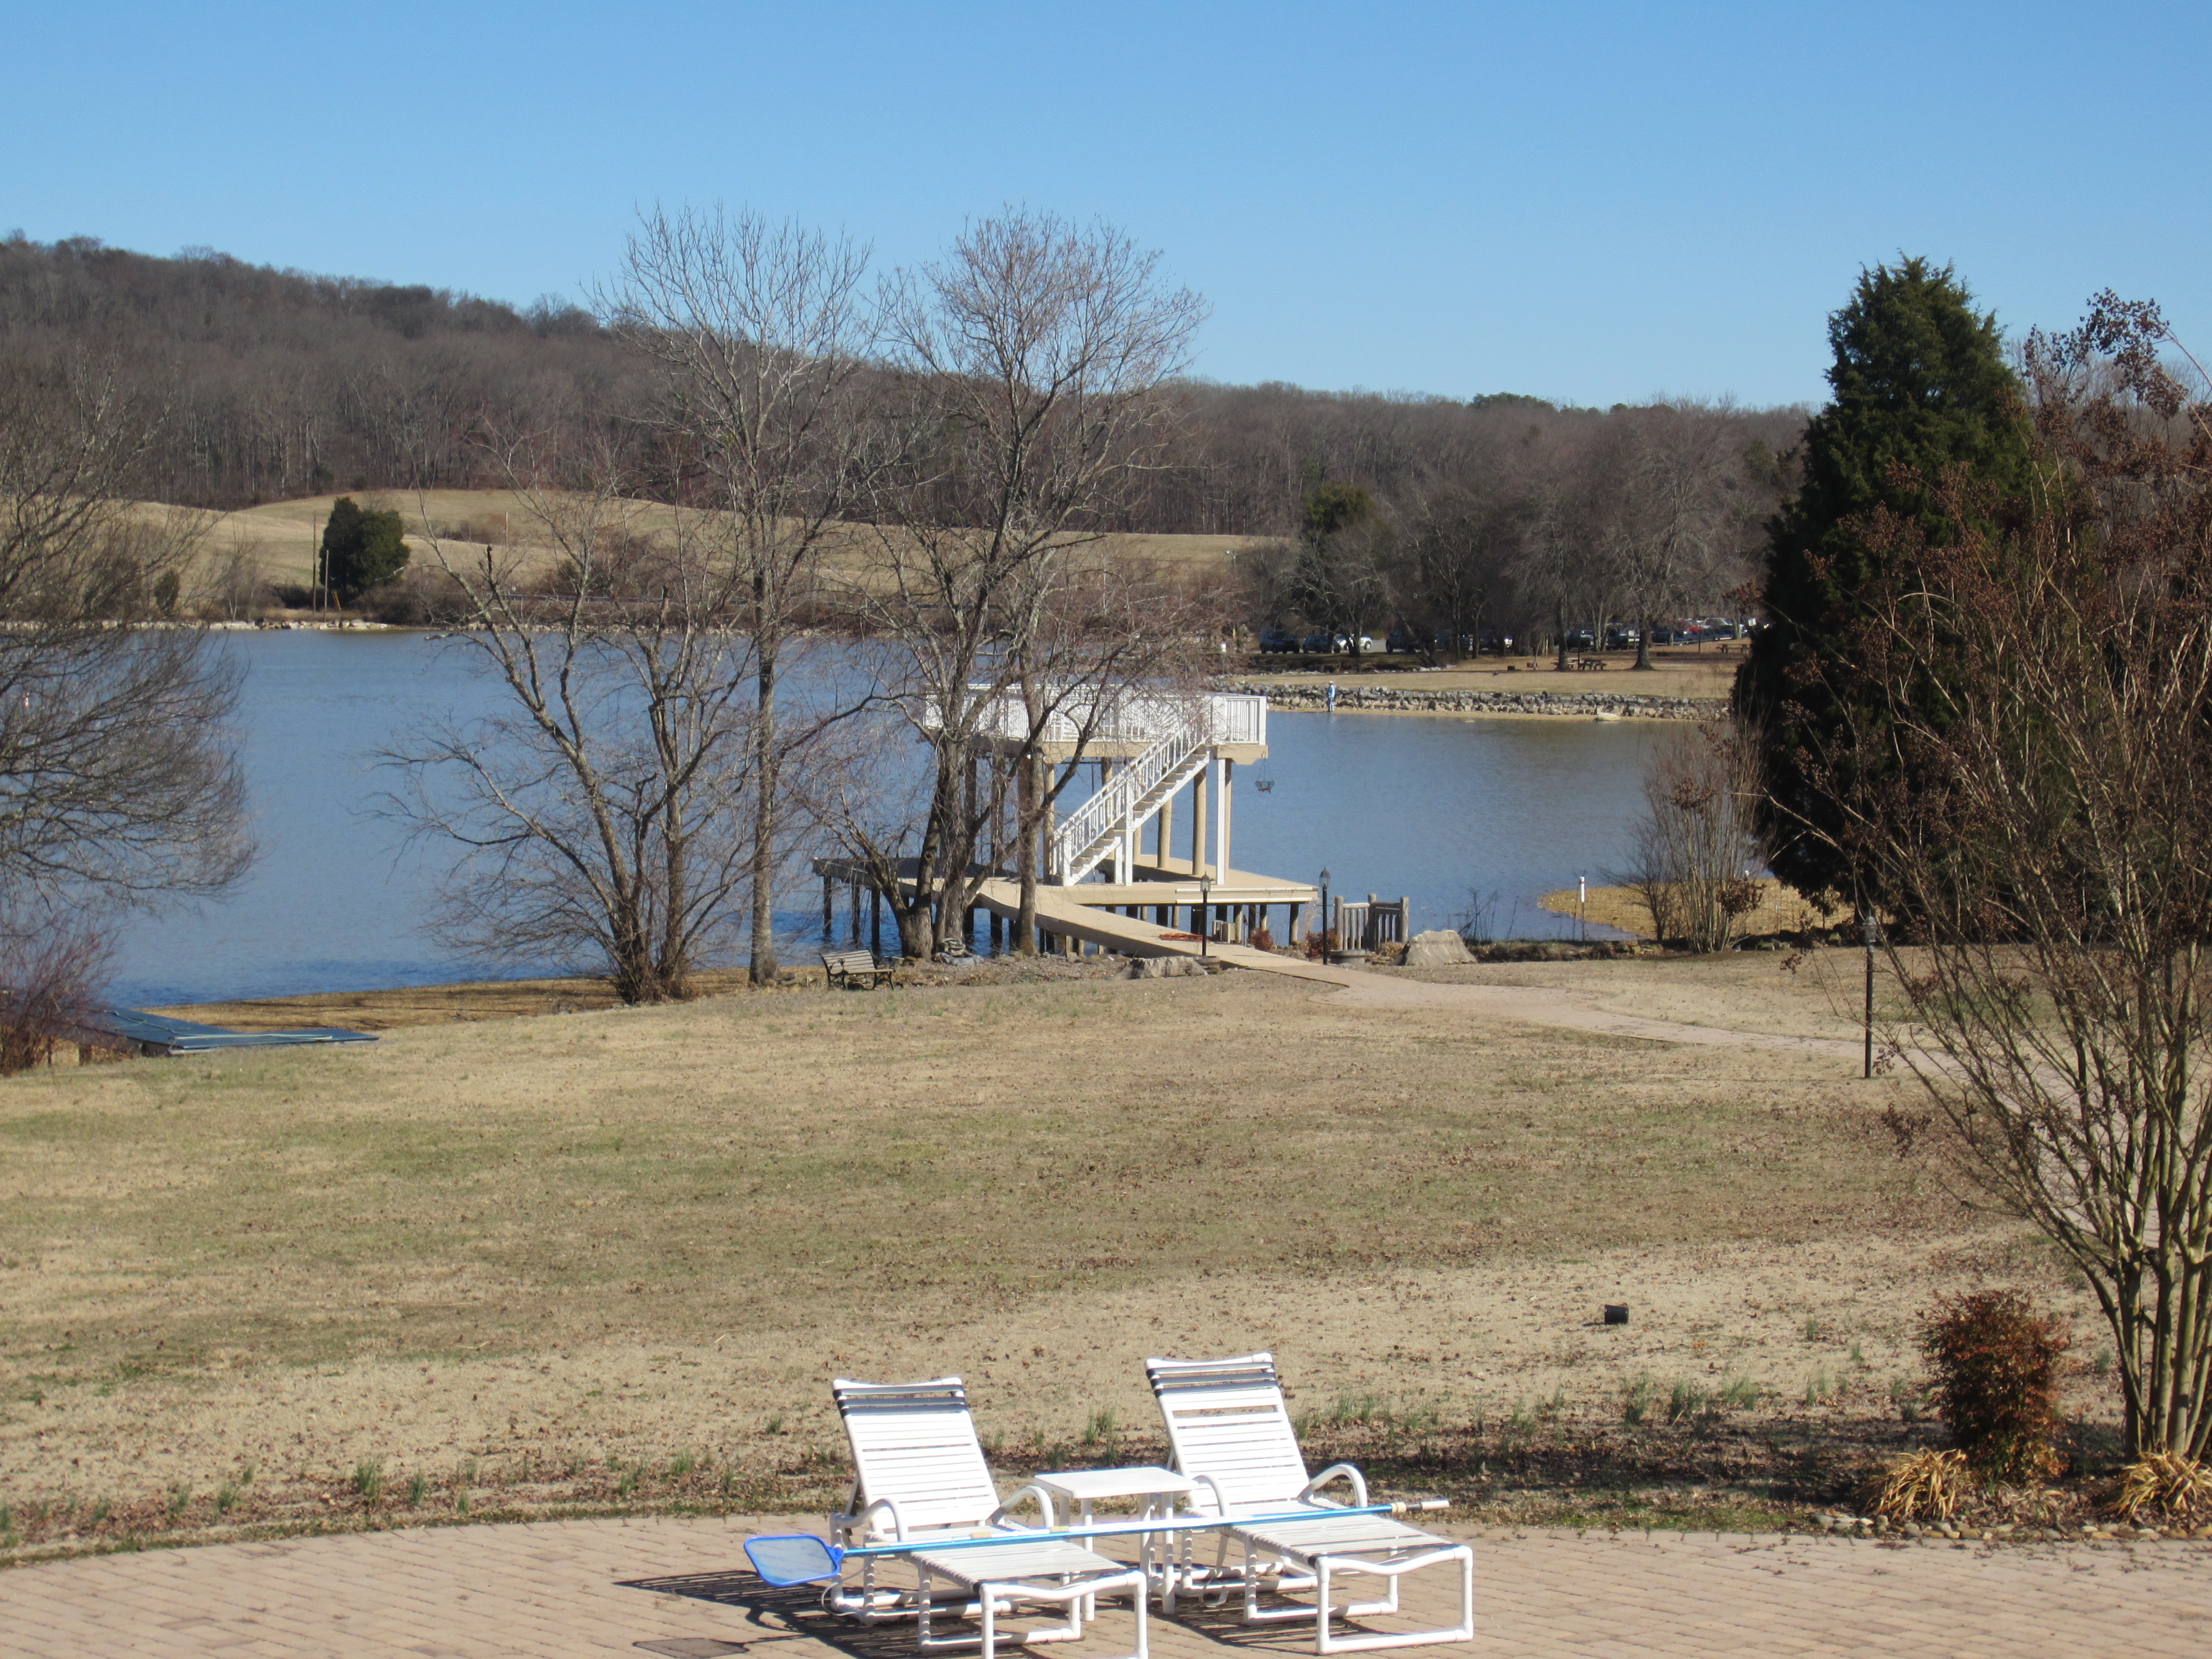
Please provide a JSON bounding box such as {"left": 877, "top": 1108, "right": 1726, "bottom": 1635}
{"left": 2, "top": 1515, "right": 2205, "bottom": 1657}
{"left": 982, "top": 877, "right": 1864, "bottom": 1060}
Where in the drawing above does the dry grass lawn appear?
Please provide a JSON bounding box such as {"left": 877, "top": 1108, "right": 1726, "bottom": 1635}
{"left": 0, "top": 957, "right": 2105, "bottom": 1558}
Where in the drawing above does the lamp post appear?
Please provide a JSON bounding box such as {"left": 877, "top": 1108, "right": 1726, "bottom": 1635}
{"left": 1319, "top": 868, "right": 1332, "bottom": 951}
{"left": 1861, "top": 910, "right": 1880, "bottom": 1079}
{"left": 1199, "top": 874, "right": 1214, "bottom": 958}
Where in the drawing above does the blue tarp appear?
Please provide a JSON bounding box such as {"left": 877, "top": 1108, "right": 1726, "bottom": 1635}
{"left": 98, "top": 1008, "right": 378, "bottom": 1053}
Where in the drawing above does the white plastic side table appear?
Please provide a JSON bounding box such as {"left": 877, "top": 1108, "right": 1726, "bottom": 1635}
{"left": 1029, "top": 1466, "right": 1198, "bottom": 1608}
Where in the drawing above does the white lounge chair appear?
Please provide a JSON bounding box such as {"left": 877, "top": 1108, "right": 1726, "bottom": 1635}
{"left": 1146, "top": 1353, "right": 1473, "bottom": 1653}
{"left": 828, "top": 1377, "right": 1148, "bottom": 1659}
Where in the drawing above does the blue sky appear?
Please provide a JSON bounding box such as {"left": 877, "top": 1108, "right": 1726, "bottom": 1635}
{"left": 6, "top": 1, "right": 2201, "bottom": 408}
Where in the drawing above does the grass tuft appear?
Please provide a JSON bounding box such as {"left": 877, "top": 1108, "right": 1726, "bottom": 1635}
{"left": 2112, "top": 1453, "right": 2212, "bottom": 1524}
{"left": 1620, "top": 1374, "right": 1657, "bottom": 1426}
{"left": 1665, "top": 1380, "right": 1710, "bottom": 1424}
{"left": 1718, "top": 1373, "right": 1765, "bottom": 1411}
{"left": 352, "top": 1460, "right": 383, "bottom": 1503}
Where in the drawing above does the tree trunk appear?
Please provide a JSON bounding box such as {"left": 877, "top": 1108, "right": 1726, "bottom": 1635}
{"left": 1015, "top": 751, "right": 1040, "bottom": 953}
{"left": 1634, "top": 615, "right": 1653, "bottom": 670}
{"left": 748, "top": 637, "right": 779, "bottom": 984}
{"left": 1554, "top": 600, "right": 1569, "bottom": 671}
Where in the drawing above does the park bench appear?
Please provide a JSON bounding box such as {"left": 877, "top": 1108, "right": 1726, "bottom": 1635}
{"left": 821, "top": 948, "right": 896, "bottom": 989}
{"left": 1573, "top": 655, "right": 1608, "bottom": 670}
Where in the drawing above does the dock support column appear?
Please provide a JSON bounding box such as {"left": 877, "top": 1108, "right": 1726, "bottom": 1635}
{"left": 822, "top": 873, "right": 833, "bottom": 942}
{"left": 1218, "top": 759, "right": 1233, "bottom": 878}
{"left": 848, "top": 878, "right": 862, "bottom": 945}
{"left": 1191, "top": 760, "right": 1210, "bottom": 879}
{"left": 871, "top": 885, "right": 884, "bottom": 957}
{"left": 1157, "top": 790, "right": 1175, "bottom": 873}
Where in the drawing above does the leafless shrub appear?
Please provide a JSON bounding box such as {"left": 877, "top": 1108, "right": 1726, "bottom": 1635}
{"left": 0, "top": 913, "right": 112, "bottom": 1074}
{"left": 1618, "top": 721, "right": 1767, "bottom": 950}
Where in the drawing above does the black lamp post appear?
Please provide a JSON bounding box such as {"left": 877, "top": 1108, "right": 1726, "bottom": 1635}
{"left": 1199, "top": 874, "right": 1214, "bottom": 958}
{"left": 1319, "top": 867, "right": 1332, "bottom": 950}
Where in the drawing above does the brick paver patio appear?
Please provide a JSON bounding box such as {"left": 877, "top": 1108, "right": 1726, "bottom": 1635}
{"left": 2, "top": 1515, "right": 2206, "bottom": 1657}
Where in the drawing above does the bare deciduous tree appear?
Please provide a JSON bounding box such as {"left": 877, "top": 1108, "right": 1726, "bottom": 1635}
{"left": 845, "top": 210, "right": 1206, "bottom": 958}
{"left": 0, "top": 346, "right": 251, "bottom": 916}
{"left": 391, "top": 444, "right": 768, "bottom": 1003}
{"left": 1808, "top": 296, "right": 2212, "bottom": 1458}
{"left": 605, "top": 207, "right": 880, "bottom": 983}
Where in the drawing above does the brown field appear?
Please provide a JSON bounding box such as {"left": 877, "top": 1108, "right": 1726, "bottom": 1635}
{"left": 135, "top": 490, "right": 1277, "bottom": 597}
{"left": 1538, "top": 879, "right": 1858, "bottom": 942}
{"left": 0, "top": 953, "right": 2110, "bottom": 1561}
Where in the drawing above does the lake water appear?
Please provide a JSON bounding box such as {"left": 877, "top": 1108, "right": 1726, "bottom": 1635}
{"left": 108, "top": 634, "right": 1671, "bottom": 1005}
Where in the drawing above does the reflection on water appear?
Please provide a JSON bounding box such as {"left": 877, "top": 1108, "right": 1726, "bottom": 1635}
{"left": 109, "top": 635, "right": 1673, "bottom": 1005}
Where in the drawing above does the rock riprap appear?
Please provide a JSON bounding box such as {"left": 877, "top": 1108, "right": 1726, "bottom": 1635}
{"left": 1217, "top": 679, "right": 1712, "bottom": 719}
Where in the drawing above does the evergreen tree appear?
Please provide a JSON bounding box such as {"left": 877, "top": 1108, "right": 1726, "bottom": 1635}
{"left": 320, "top": 496, "right": 410, "bottom": 604}
{"left": 1737, "top": 258, "right": 2031, "bottom": 900}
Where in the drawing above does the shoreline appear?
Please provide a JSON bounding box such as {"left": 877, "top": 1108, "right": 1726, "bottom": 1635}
{"left": 1218, "top": 679, "right": 1722, "bottom": 719}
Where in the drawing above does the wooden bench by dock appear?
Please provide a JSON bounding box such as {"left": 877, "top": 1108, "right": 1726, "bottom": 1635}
{"left": 821, "top": 949, "right": 896, "bottom": 989}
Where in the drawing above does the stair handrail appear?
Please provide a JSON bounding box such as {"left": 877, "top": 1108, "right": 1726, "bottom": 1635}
{"left": 1051, "top": 722, "right": 1199, "bottom": 880}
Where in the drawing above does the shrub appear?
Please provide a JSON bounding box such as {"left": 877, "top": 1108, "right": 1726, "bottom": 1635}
{"left": 1250, "top": 927, "right": 1276, "bottom": 952}
{"left": 1920, "top": 1290, "right": 2069, "bottom": 1483}
{"left": 1865, "top": 1448, "right": 1969, "bottom": 1521}
{"left": 2111, "top": 1453, "right": 2212, "bottom": 1525}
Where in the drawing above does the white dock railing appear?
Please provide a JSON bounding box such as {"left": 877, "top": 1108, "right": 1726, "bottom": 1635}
{"left": 924, "top": 687, "right": 1266, "bottom": 748}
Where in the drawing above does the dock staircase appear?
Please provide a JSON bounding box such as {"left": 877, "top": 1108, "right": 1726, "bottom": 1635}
{"left": 1049, "top": 723, "right": 1209, "bottom": 884}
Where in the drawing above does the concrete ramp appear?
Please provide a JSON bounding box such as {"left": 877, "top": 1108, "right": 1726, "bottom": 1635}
{"left": 970, "top": 877, "right": 1364, "bottom": 987}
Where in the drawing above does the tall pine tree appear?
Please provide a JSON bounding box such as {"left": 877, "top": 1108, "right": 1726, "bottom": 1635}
{"left": 1738, "top": 257, "right": 2031, "bottom": 900}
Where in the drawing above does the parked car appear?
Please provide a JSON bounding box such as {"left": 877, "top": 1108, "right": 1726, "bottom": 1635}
{"left": 1564, "top": 626, "right": 1595, "bottom": 650}
{"left": 1258, "top": 627, "right": 1300, "bottom": 653}
{"left": 1300, "top": 630, "right": 1339, "bottom": 654}
{"left": 1604, "top": 625, "right": 1639, "bottom": 650}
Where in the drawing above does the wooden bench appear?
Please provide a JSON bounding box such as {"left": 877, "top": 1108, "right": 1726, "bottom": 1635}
{"left": 1573, "top": 655, "right": 1609, "bottom": 670}
{"left": 821, "top": 948, "right": 896, "bottom": 989}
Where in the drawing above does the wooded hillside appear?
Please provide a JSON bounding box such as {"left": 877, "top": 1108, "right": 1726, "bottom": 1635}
{"left": 1, "top": 234, "right": 1804, "bottom": 550}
